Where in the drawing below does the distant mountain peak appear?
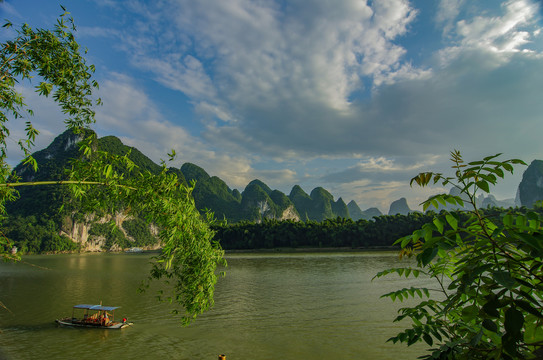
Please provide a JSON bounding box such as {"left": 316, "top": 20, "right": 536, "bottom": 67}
{"left": 388, "top": 197, "right": 411, "bottom": 216}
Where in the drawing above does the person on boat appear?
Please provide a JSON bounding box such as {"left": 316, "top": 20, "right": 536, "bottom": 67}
{"left": 101, "top": 312, "right": 110, "bottom": 326}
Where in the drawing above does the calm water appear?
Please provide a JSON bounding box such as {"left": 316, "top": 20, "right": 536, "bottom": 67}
{"left": 0, "top": 252, "right": 430, "bottom": 359}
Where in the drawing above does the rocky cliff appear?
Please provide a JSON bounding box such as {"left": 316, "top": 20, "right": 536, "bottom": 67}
{"left": 518, "top": 160, "right": 543, "bottom": 208}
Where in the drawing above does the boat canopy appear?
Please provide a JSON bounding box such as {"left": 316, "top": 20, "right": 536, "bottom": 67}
{"left": 73, "top": 304, "right": 120, "bottom": 311}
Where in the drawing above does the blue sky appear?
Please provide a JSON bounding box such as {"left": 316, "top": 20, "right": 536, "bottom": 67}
{"left": 1, "top": 0, "right": 543, "bottom": 213}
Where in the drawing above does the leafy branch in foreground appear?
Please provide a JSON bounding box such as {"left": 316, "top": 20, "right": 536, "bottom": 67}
{"left": 68, "top": 135, "right": 225, "bottom": 324}
{"left": 375, "top": 151, "right": 543, "bottom": 359}
{"left": 0, "top": 7, "right": 99, "bottom": 261}
{"left": 0, "top": 8, "right": 225, "bottom": 324}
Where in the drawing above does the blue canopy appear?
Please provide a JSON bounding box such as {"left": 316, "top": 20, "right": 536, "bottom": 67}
{"left": 73, "top": 304, "right": 120, "bottom": 311}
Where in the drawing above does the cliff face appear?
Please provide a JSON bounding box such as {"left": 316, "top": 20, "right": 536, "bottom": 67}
{"left": 518, "top": 160, "right": 543, "bottom": 208}
{"left": 279, "top": 205, "right": 300, "bottom": 221}
{"left": 60, "top": 214, "right": 161, "bottom": 252}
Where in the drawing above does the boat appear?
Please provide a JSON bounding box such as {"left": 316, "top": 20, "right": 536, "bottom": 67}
{"left": 125, "top": 247, "right": 143, "bottom": 253}
{"left": 56, "top": 304, "right": 133, "bottom": 329}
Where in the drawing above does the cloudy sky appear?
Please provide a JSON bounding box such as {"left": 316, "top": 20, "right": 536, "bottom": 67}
{"left": 1, "top": 0, "right": 543, "bottom": 213}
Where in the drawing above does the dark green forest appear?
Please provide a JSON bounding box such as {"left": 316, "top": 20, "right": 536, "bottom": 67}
{"left": 7, "top": 206, "right": 541, "bottom": 254}
{"left": 213, "top": 206, "right": 543, "bottom": 250}
{"left": 212, "top": 213, "right": 433, "bottom": 250}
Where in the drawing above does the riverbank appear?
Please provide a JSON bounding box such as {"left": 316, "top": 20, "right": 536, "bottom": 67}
{"left": 224, "top": 246, "right": 399, "bottom": 254}
{"left": 23, "top": 245, "right": 400, "bottom": 256}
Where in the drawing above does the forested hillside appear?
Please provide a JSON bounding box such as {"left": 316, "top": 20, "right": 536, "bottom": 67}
{"left": 6, "top": 130, "right": 543, "bottom": 254}
{"left": 6, "top": 130, "right": 375, "bottom": 252}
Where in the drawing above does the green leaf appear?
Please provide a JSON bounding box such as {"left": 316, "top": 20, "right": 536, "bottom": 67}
{"left": 482, "top": 319, "right": 498, "bottom": 333}
{"left": 445, "top": 214, "right": 458, "bottom": 231}
{"left": 493, "top": 167, "right": 504, "bottom": 178}
{"left": 504, "top": 307, "right": 524, "bottom": 337}
{"left": 493, "top": 271, "right": 516, "bottom": 290}
{"left": 476, "top": 180, "right": 490, "bottom": 193}
{"left": 433, "top": 218, "right": 444, "bottom": 234}
{"left": 37, "top": 82, "right": 54, "bottom": 97}
{"left": 462, "top": 304, "right": 479, "bottom": 319}
{"left": 420, "top": 247, "right": 438, "bottom": 266}
{"left": 422, "top": 333, "right": 433, "bottom": 346}
{"left": 483, "top": 153, "right": 502, "bottom": 161}
{"left": 516, "top": 233, "right": 543, "bottom": 253}
{"left": 503, "top": 214, "right": 513, "bottom": 227}
{"left": 514, "top": 300, "right": 543, "bottom": 319}
{"left": 400, "top": 235, "right": 411, "bottom": 248}
{"left": 483, "top": 299, "right": 500, "bottom": 317}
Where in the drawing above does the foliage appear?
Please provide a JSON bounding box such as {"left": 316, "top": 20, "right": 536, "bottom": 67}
{"left": 0, "top": 7, "right": 99, "bottom": 261}
{"left": 0, "top": 9, "right": 225, "bottom": 324}
{"left": 213, "top": 213, "right": 432, "bottom": 250}
{"left": 122, "top": 217, "right": 157, "bottom": 247}
{"left": 374, "top": 151, "right": 543, "bottom": 359}
{"left": 3, "top": 215, "right": 79, "bottom": 253}
{"left": 89, "top": 222, "right": 131, "bottom": 250}
{"left": 68, "top": 139, "right": 225, "bottom": 324}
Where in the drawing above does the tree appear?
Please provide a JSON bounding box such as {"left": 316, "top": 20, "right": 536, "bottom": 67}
{"left": 374, "top": 151, "right": 543, "bottom": 359}
{"left": 0, "top": 8, "right": 224, "bottom": 324}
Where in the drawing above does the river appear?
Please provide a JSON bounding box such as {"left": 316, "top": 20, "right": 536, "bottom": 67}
{"left": 0, "top": 251, "right": 431, "bottom": 359}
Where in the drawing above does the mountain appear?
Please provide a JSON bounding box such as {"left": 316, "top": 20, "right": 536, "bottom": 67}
{"left": 518, "top": 160, "right": 543, "bottom": 208}
{"left": 9, "top": 129, "right": 174, "bottom": 252}
{"left": 240, "top": 182, "right": 273, "bottom": 220}
{"left": 13, "top": 130, "right": 542, "bottom": 254}
{"left": 332, "top": 198, "right": 349, "bottom": 219}
{"left": 347, "top": 201, "right": 384, "bottom": 220}
{"left": 289, "top": 185, "right": 313, "bottom": 221}
{"left": 239, "top": 180, "right": 300, "bottom": 221}
{"left": 361, "top": 207, "right": 383, "bottom": 220}
{"left": 423, "top": 185, "right": 517, "bottom": 212}
{"left": 388, "top": 198, "right": 411, "bottom": 215}
{"left": 181, "top": 163, "right": 241, "bottom": 221}
{"left": 347, "top": 200, "right": 364, "bottom": 221}
{"left": 10, "top": 130, "right": 378, "bottom": 226}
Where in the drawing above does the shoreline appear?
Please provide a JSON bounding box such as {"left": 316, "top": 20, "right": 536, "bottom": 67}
{"left": 25, "top": 246, "right": 400, "bottom": 256}
{"left": 224, "top": 246, "right": 399, "bottom": 254}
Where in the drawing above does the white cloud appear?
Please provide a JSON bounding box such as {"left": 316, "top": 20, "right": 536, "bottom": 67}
{"left": 11, "top": 0, "right": 541, "bottom": 211}
{"left": 113, "top": 0, "right": 424, "bottom": 121}
{"left": 93, "top": 73, "right": 267, "bottom": 190}
{"left": 436, "top": 0, "right": 465, "bottom": 35}
{"left": 454, "top": 0, "right": 540, "bottom": 53}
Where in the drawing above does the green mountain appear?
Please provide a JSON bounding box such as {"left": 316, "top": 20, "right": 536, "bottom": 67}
{"left": 286, "top": 186, "right": 349, "bottom": 222}
{"left": 7, "top": 130, "right": 174, "bottom": 252}
{"left": 11, "top": 130, "right": 370, "bottom": 226}
{"left": 181, "top": 162, "right": 210, "bottom": 183}
{"left": 289, "top": 185, "right": 313, "bottom": 221}
{"left": 180, "top": 163, "right": 241, "bottom": 221}
{"left": 332, "top": 197, "right": 349, "bottom": 219}
{"left": 239, "top": 180, "right": 299, "bottom": 221}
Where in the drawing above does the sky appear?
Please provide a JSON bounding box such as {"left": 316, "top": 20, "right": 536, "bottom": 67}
{"left": 1, "top": 0, "right": 543, "bottom": 213}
